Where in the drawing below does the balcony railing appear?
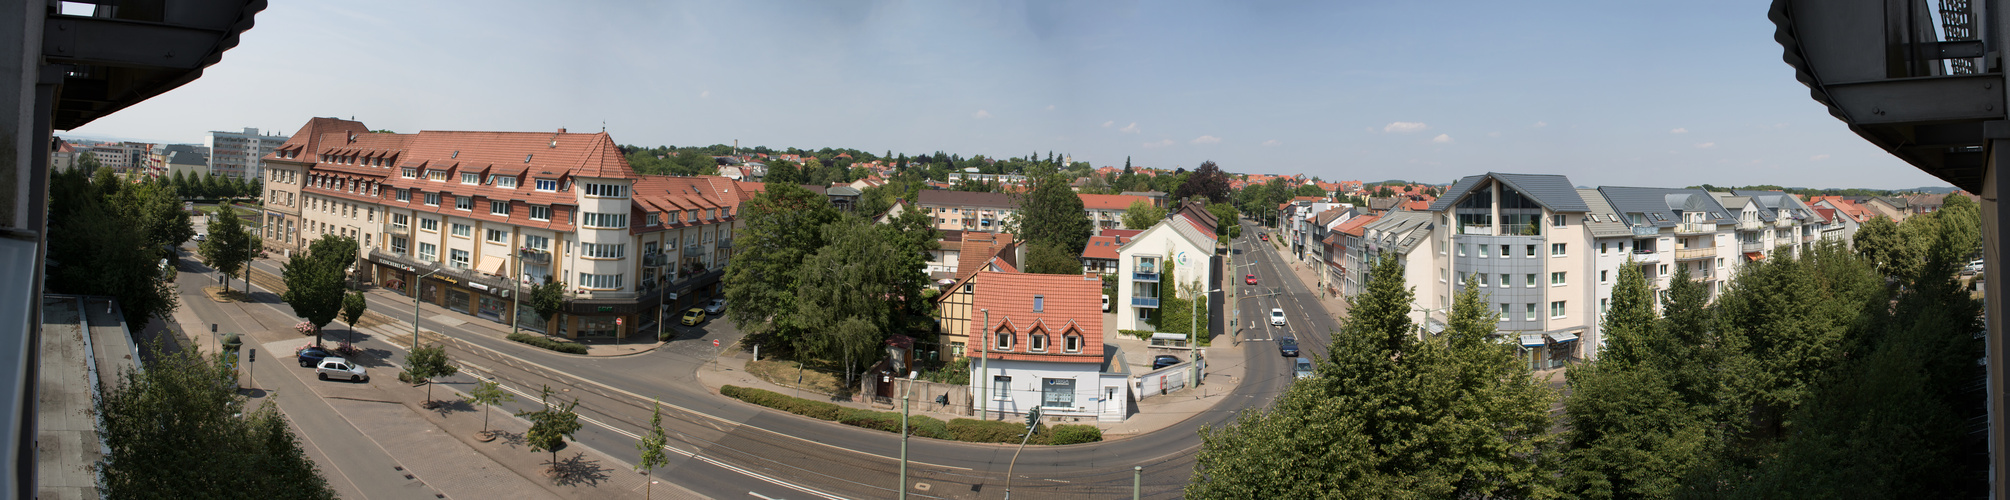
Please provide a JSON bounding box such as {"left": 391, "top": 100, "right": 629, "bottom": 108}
{"left": 1675, "top": 247, "right": 1716, "bottom": 261}
{"left": 1691, "top": 271, "right": 1715, "bottom": 282}
{"left": 1131, "top": 297, "right": 1160, "bottom": 308}
{"left": 1132, "top": 272, "right": 1159, "bottom": 282}
{"left": 1737, "top": 220, "right": 1762, "bottom": 231}
{"left": 716, "top": 238, "right": 733, "bottom": 250}
{"left": 1499, "top": 223, "right": 1540, "bottom": 236}
{"left": 518, "top": 248, "right": 551, "bottom": 264}
{"left": 1631, "top": 226, "right": 1658, "bottom": 237}
{"left": 384, "top": 224, "right": 409, "bottom": 236}
{"left": 1740, "top": 241, "right": 1764, "bottom": 253}
{"left": 1676, "top": 222, "right": 1717, "bottom": 235}
{"left": 1629, "top": 250, "right": 1659, "bottom": 264}
{"left": 642, "top": 253, "right": 669, "bottom": 267}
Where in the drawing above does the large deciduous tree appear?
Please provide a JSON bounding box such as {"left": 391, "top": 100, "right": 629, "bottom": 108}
{"left": 1173, "top": 160, "right": 1232, "bottom": 204}
{"left": 1016, "top": 171, "right": 1093, "bottom": 258}
{"left": 46, "top": 167, "right": 179, "bottom": 327}
{"left": 1121, "top": 199, "right": 1165, "bottom": 230}
{"left": 199, "top": 202, "right": 258, "bottom": 292}
{"left": 98, "top": 346, "right": 336, "bottom": 499}
{"left": 282, "top": 235, "right": 355, "bottom": 347}
{"left": 1022, "top": 242, "right": 1083, "bottom": 275}
{"left": 725, "top": 183, "right": 844, "bottom": 346}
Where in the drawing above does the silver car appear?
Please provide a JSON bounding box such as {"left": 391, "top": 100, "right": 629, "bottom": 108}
{"left": 703, "top": 298, "right": 727, "bottom": 315}
{"left": 1293, "top": 357, "right": 1314, "bottom": 379}
{"left": 315, "top": 357, "right": 367, "bottom": 382}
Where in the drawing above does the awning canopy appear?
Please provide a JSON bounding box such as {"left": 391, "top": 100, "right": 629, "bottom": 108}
{"left": 1519, "top": 334, "right": 1545, "bottom": 347}
{"left": 1549, "top": 331, "right": 1579, "bottom": 343}
{"left": 479, "top": 255, "right": 507, "bottom": 276}
{"left": 1745, "top": 251, "right": 1764, "bottom": 261}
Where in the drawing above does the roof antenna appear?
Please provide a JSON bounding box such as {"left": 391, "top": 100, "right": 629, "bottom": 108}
{"left": 601, "top": 120, "right": 606, "bottom": 133}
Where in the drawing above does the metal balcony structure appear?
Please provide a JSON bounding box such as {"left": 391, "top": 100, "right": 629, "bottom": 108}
{"left": 1741, "top": 241, "right": 1766, "bottom": 253}
{"left": 1737, "top": 219, "right": 1763, "bottom": 231}
{"left": 1675, "top": 247, "right": 1716, "bottom": 261}
{"left": 1131, "top": 296, "right": 1160, "bottom": 308}
{"left": 1629, "top": 250, "right": 1661, "bottom": 264}
{"left": 1676, "top": 222, "right": 1718, "bottom": 235}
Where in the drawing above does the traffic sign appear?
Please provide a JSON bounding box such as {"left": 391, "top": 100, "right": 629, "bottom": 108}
{"left": 616, "top": 317, "right": 624, "bottom": 325}
{"left": 712, "top": 339, "right": 720, "bottom": 347}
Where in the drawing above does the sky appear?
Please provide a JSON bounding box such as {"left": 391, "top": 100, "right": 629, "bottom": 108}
{"left": 66, "top": 0, "right": 1954, "bottom": 190}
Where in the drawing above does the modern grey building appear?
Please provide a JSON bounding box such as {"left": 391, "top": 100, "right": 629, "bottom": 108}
{"left": 205, "top": 127, "right": 286, "bottom": 180}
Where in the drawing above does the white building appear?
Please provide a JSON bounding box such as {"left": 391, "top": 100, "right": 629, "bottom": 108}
{"left": 967, "top": 271, "right": 1131, "bottom": 422}
{"left": 206, "top": 127, "right": 288, "bottom": 180}
{"left": 1114, "top": 211, "right": 1217, "bottom": 332}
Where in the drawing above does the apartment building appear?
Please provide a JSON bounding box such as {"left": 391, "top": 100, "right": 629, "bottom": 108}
{"left": 916, "top": 190, "right": 1019, "bottom": 232}
{"left": 206, "top": 127, "right": 288, "bottom": 180}
{"left": 1431, "top": 173, "right": 1595, "bottom": 368}
{"left": 268, "top": 118, "right": 744, "bottom": 339}
{"left": 966, "top": 271, "right": 1131, "bottom": 422}
{"left": 1332, "top": 214, "right": 1379, "bottom": 297}
{"left": 1079, "top": 193, "right": 1151, "bottom": 230}
{"left": 1114, "top": 211, "right": 1218, "bottom": 332}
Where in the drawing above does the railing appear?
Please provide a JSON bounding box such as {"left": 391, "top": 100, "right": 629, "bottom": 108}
{"left": 383, "top": 224, "right": 409, "bottom": 236}
{"left": 642, "top": 253, "right": 668, "bottom": 267}
{"left": 1631, "top": 226, "right": 1658, "bottom": 237}
{"left": 1739, "top": 241, "right": 1764, "bottom": 253}
{"left": 1737, "top": 220, "right": 1762, "bottom": 231}
{"left": 1675, "top": 247, "right": 1715, "bottom": 260}
{"left": 1629, "top": 250, "right": 1659, "bottom": 263}
{"left": 1691, "top": 271, "right": 1715, "bottom": 282}
{"left": 518, "top": 248, "right": 551, "bottom": 264}
{"left": 1462, "top": 225, "right": 1492, "bottom": 235}
{"left": 716, "top": 238, "right": 733, "bottom": 250}
{"left": 1500, "top": 223, "right": 1539, "bottom": 236}
{"left": 1131, "top": 297, "right": 1159, "bottom": 308}
{"left": 1676, "top": 222, "right": 1717, "bottom": 235}
{"left": 1132, "top": 272, "right": 1159, "bottom": 282}
{"left": 1135, "top": 263, "right": 1157, "bottom": 274}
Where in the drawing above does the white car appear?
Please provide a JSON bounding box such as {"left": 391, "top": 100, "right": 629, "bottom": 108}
{"left": 315, "top": 357, "right": 367, "bottom": 382}
{"left": 1270, "top": 308, "right": 1287, "bottom": 326}
{"left": 703, "top": 298, "right": 727, "bottom": 315}
{"left": 1102, "top": 294, "right": 1111, "bottom": 312}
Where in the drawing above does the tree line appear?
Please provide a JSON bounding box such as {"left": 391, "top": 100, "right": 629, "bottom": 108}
{"left": 1190, "top": 194, "right": 1986, "bottom": 497}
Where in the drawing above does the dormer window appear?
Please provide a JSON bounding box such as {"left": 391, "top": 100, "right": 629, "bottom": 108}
{"left": 402, "top": 167, "right": 417, "bottom": 178}
{"left": 535, "top": 179, "right": 558, "bottom": 192}
{"left": 994, "top": 329, "right": 1014, "bottom": 351}
{"left": 461, "top": 173, "right": 479, "bottom": 184}
{"left": 427, "top": 169, "right": 447, "bottom": 181}
{"left": 1028, "top": 330, "right": 1048, "bottom": 352}
{"left": 1063, "top": 331, "right": 1084, "bottom": 353}
{"left": 648, "top": 213, "right": 660, "bottom": 226}
{"left": 494, "top": 175, "right": 517, "bottom": 189}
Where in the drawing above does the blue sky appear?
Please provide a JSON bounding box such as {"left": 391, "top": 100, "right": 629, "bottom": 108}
{"left": 68, "top": 0, "right": 1952, "bottom": 190}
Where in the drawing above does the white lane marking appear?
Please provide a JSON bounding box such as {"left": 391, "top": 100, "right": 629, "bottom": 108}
{"left": 749, "top": 492, "right": 781, "bottom": 500}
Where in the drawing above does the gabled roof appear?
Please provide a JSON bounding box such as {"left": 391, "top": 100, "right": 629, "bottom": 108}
{"left": 1733, "top": 190, "right": 1818, "bottom": 223}
{"left": 917, "top": 189, "right": 1018, "bottom": 209}
{"left": 1334, "top": 214, "right": 1380, "bottom": 237}
{"left": 1078, "top": 193, "right": 1150, "bottom": 211}
{"left": 1360, "top": 210, "right": 1434, "bottom": 254}
{"left": 1116, "top": 213, "right": 1216, "bottom": 257}
{"left": 1427, "top": 172, "right": 1590, "bottom": 213}
{"left": 1596, "top": 186, "right": 1738, "bottom": 228}
{"left": 969, "top": 271, "right": 1107, "bottom": 363}
{"left": 956, "top": 232, "right": 1014, "bottom": 282}
{"left": 1576, "top": 188, "right": 1635, "bottom": 238}
{"left": 1083, "top": 234, "right": 1125, "bottom": 260}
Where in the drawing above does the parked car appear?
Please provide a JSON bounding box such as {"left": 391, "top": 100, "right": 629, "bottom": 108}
{"left": 680, "top": 307, "right": 707, "bottom": 326}
{"left": 703, "top": 298, "right": 727, "bottom": 315}
{"left": 1102, "top": 294, "right": 1111, "bottom": 312}
{"left": 315, "top": 357, "right": 367, "bottom": 382}
{"left": 1293, "top": 356, "right": 1314, "bottom": 379}
{"left": 296, "top": 346, "right": 333, "bottom": 368}
{"left": 1245, "top": 274, "right": 1258, "bottom": 285}
{"left": 1270, "top": 308, "right": 1287, "bottom": 326}
{"left": 1259, "top": 233, "right": 1269, "bottom": 241}
{"left": 1152, "top": 355, "right": 1182, "bottom": 370}
{"left": 1278, "top": 336, "right": 1300, "bottom": 357}
{"left": 1965, "top": 259, "right": 1985, "bottom": 275}
{"left": 193, "top": 233, "right": 206, "bottom": 243}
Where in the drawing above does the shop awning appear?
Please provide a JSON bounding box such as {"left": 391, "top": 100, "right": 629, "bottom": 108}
{"left": 1519, "top": 334, "right": 1545, "bottom": 347}
{"left": 1548, "top": 331, "right": 1579, "bottom": 343}
{"left": 1745, "top": 252, "right": 1764, "bottom": 261}
{"left": 479, "top": 255, "right": 507, "bottom": 276}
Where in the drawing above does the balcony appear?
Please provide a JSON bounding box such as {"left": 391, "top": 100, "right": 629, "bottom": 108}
{"left": 1737, "top": 219, "right": 1762, "bottom": 231}
{"left": 1740, "top": 241, "right": 1764, "bottom": 253}
{"left": 1691, "top": 271, "right": 1715, "bottom": 282}
{"left": 1675, "top": 247, "right": 1716, "bottom": 261}
{"left": 716, "top": 238, "right": 733, "bottom": 250}
{"left": 1629, "top": 250, "right": 1660, "bottom": 264}
{"left": 1132, "top": 271, "right": 1159, "bottom": 282}
{"left": 1631, "top": 226, "right": 1658, "bottom": 237}
{"left": 518, "top": 248, "right": 552, "bottom": 264}
{"left": 642, "top": 253, "right": 669, "bottom": 267}
{"left": 384, "top": 224, "right": 409, "bottom": 236}
{"left": 1131, "top": 297, "right": 1160, "bottom": 308}
{"left": 1676, "top": 222, "right": 1717, "bottom": 235}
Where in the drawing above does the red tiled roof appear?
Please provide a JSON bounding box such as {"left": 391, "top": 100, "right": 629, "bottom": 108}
{"left": 968, "top": 271, "right": 1105, "bottom": 362}
{"left": 1813, "top": 208, "right": 1836, "bottom": 224}
{"left": 1334, "top": 214, "right": 1380, "bottom": 237}
{"left": 630, "top": 175, "right": 743, "bottom": 234}
{"left": 1083, "top": 235, "right": 1124, "bottom": 260}
{"left": 1078, "top": 193, "right": 1150, "bottom": 211}
{"left": 1100, "top": 229, "right": 1143, "bottom": 240}
{"left": 957, "top": 232, "right": 1014, "bottom": 282}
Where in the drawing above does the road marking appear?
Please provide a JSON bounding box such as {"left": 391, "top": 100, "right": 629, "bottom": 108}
{"left": 749, "top": 492, "right": 781, "bottom": 500}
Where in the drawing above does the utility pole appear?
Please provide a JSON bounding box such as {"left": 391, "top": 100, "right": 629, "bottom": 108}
{"left": 899, "top": 370, "right": 915, "bottom": 500}
{"left": 979, "top": 308, "right": 990, "bottom": 420}
{"left": 1004, "top": 407, "right": 1041, "bottom": 500}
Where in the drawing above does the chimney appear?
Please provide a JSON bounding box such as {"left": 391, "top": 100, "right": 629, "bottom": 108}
{"left": 557, "top": 128, "right": 566, "bottom": 134}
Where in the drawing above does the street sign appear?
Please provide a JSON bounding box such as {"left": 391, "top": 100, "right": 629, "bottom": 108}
{"left": 712, "top": 339, "right": 720, "bottom": 347}
{"left": 616, "top": 317, "right": 623, "bottom": 325}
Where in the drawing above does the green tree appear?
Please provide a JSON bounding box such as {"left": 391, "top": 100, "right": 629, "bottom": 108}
{"left": 1558, "top": 264, "right": 1714, "bottom": 498}
{"left": 518, "top": 384, "right": 584, "bottom": 466}
{"left": 1015, "top": 171, "right": 1093, "bottom": 257}
{"left": 281, "top": 235, "right": 353, "bottom": 348}
{"left": 465, "top": 378, "right": 516, "bottom": 435}
{"left": 98, "top": 346, "right": 336, "bottom": 499}
{"left": 114, "top": 180, "right": 196, "bottom": 257}
{"left": 787, "top": 217, "right": 932, "bottom": 385}
{"left": 402, "top": 343, "right": 460, "bottom": 406}
{"left": 1120, "top": 199, "right": 1165, "bottom": 230}
{"left": 1852, "top": 215, "right": 1909, "bottom": 280}
{"left": 46, "top": 167, "right": 179, "bottom": 327}
{"left": 724, "top": 183, "right": 843, "bottom": 351}
{"left": 1293, "top": 183, "right": 1327, "bottom": 198}
{"left": 1173, "top": 160, "right": 1232, "bottom": 204}
{"left": 338, "top": 291, "right": 367, "bottom": 347}
{"left": 199, "top": 202, "right": 258, "bottom": 293}
{"left": 635, "top": 399, "right": 671, "bottom": 500}
{"left": 528, "top": 276, "right": 569, "bottom": 334}
{"left": 1022, "top": 242, "right": 1083, "bottom": 275}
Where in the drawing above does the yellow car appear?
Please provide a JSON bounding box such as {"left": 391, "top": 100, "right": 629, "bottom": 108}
{"left": 680, "top": 307, "right": 707, "bottom": 326}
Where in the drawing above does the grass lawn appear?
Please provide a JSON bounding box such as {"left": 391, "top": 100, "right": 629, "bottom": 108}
{"left": 745, "top": 358, "right": 850, "bottom": 397}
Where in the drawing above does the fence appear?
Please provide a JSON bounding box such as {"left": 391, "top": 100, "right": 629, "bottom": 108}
{"left": 1135, "top": 356, "right": 1204, "bottom": 401}
{"left": 870, "top": 378, "right": 975, "bottom": 416}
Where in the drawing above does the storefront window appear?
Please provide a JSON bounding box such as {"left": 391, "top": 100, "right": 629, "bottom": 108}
{"left": 515, "top": 306, "right": 546, "bottom": 333}
{"left": 446, "top": 289, "right": 472, "bottom": 314}
{"left": 578, "top": 316, "right": 619, "bottom": 337}
{"left": 477, "top": 296, "right": 507, "bottom": 322}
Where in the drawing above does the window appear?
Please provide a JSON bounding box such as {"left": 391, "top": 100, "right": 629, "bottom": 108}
{"left": 1458, "top": 271, "right": 1468, "bottom": 284}
{"left": 449, "top": 249, "right": 470, "bottom": 268}
{"left": 1499, "top": 274, "right": 1510, "bottom": 288}
{"left": 390, "top": 236, "right": 407, "bottom": 255}
{"left": 1478, "top": 274, "right": 1490, "bottom": 287}
{"left": 424, "top": 192, "right": 440, "bottom": 206}
{"left": 491, "top": 201, "right": 509, "bottom": 216}
{"left": 1457, "top": 244, "right": 1466, "bottom": 256}
{"left": 1600, "top": 270, "right": 1608, "bottom": 283}
{"left": 535, "top": 179, "right": 558, "bottom": 191}
{"left": 993, "top": 375, "right": 1011, "bottom": 399}
{"left": 1548, "top": 272, "right": 1564, "bottom": 286}
{"left": 1033, "top": 295, "right": 1044, "bottom": 312}
{"left": 396, "top": 189, "right": 410, "bottom": 202}
{"left": 1551, "top": 301, "right": 1567, "bottom": 318}
{"left": 1552, "top": 214, "right": 1567, "bottom": 227}
{"left": 495, "top": 176, "right": 517, "bottom": 189}
{"left": 1063, "top": 333, "right": 1083, "bottom": 353}
{"left": 418, "top": 242, "right": 437, "bottom": 262}
{"left": 1439, "top": 268, "right": 1447, "bottom": 282}
{"left": 427, "top": 169, "right": 447, "bottom": 181}
{"left": 1479, "top": 245, "right": 1489, "bottom": 258}
{"left": 647, "top": 213, "right": 660, "bottom": 226}
{"left": 529, "top": 205, "right": 551, "bottom": 221}
{"left": 524, "top": 234, "right": 550, "bottom": 250}
{"left": 486, "top": 229, "right": 508, "bottom": 244}
{"left": 1499, "top": 245, "right": 1510, "bottom": 258}
{"left": 1526, "top": 245, "right": 1537, "bottom": 257}
{"left": 461, "top": 172, "right": 479, "bottom": 184}
{"left": 1499, "top": 303, "right": 1510, "bottom": 321}
{"left": 582, "top": 212, "right": 628, "bottom": 229}
{"left": 1526, "top": 303, "right": 1538, "bottom": 321}
{"left": 995, "top": 330, "right": 1014, "bottom": 350}
{"left": 707, "top": 209, "right": 718, "bottom": 220}
{"left": 581, "top": 243, "right": 626, "bottom": 259}
{"left": 582, "top": 182, "right": 628, "bottom": 198}
{"left": 419, "top": 218, "right": 439, "bottom": 232}
{"left": 1716, "top": 257, "right": 1725, "bottom": 269}
{"left": 1527, "top": 273, "right": 1538, "bottom": 287}
{"left": 1042, "top": 378, "right": 1074, "bottom": 407}
{"left": 688, "top": 210, "right": 700, "bottom": 223}
{"left": 578, "top": 272, "right": 623, "bottom": 290}
{"left": 1551, "top": 243, "right": 1566, "bottom": 256}
{"left": 1029, "top": 331, "right": 1047, "bottom": 352}
{"left": 1601, "top": 298, "right": 1610, "bottom": 312}
{"left": 1619, "top": 241, "right": 1627, "bottom": 253}
{"left": 455, "top": 196, "right": 472, "bottom": 211}
{"left": 402, "top": 167, "right": 417, "bottom": 178}
{"left": 1659, "top": 264, "right": 1669, "bottom": 275}
{"left": 1600, "top": 242, "right": 1609, "bottom": 254}
{"left": 450, "top": 223, "right": 471, "bottom": 238}
{"left": 391, "top": 213, "right": 409, "bottom": 229}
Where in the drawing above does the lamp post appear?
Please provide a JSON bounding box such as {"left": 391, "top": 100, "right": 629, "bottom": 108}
{"left": 1192, "top": 287, "right": 1221, "bottom": 386}
{"left": 979, "top": 308, "right": 990, "bottom": 420}
{"left": 898, "top": 370, "right": 916, "bottom": 500}
{"left": 413, "top": 268, "right": 445, "bottom": 355}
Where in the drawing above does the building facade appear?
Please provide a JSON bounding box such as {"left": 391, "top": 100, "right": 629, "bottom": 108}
{"left": 1113, "top": 213, "right": 1216, "bottom": 332}
{"left": 206, "top": 127, "right": 288, "bottom": 180}
{"left": 966, "top": 271, "right": 1130, "bottom": 422}
{"left": 916, "top": 190, "right": 1019, "bottom": 232}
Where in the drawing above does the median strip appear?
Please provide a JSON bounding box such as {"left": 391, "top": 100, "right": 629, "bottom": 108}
{"left": 719, "top": 385, "right": 1102, "bottom": 445}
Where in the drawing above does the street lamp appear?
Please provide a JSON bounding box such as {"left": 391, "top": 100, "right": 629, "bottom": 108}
{"left": 1192, "top": 288, "right": 1221, "bottom": 385}
{"left": 899, "top": 369, "right": 917, "bottom": 500}
{"left": 413, "top": 268, "right": 446, "bottom": 355}
{"left": 979, "top": 308, "right": 990, "bottom": 420}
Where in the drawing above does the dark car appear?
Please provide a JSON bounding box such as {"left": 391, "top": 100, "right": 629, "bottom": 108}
{"left": 297, "top": 346, "right": 333, "bottom": 368}
{"left": 1278, "top": 336, "right": 1300, "bottom": 357}
{"left": 1152, "top": 355, "right": 1182, "bottom": 370}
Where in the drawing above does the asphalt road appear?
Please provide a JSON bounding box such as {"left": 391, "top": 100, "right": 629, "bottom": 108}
{"left": 223, "top": 216, "right": 1345, "bottom": 499}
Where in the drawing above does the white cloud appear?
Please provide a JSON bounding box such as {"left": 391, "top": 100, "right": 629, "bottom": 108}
{"left": 1193, "top": 135, "right": 1222, "bottom": 144}
{"left": 1670, "top": 127, "right": 1687, "bottom": 134}
{"left": 1487, "top": 131, "right": 1501, "bottom": 137}
{"left": 1432, "top": 134, "right": 1453, "bottom": 143}
{"left": 1694, "top": 142, "right": 1716, "bottom": 149}
{"left": 1810, "top": 154, "right": 1830, "bottom": 161}
{"left": 1119, "top": 122, "right": 1140, "bottom": 133}
{"left": 700, "top": 90, "right": 711, "bottom": 99}
{"left": 1045, "top": 104, "right": 1055, "bottom": 111}
{"left": 1261, "top": 139, "right": 1282, "bottom": 147}
{"left": 1383, "top": 121, "right": 1429, "bottom": 133}
{"left": 1533, "top": 121, "right": 1548, "bottom": 128}
{"left": 1142, "top": 139, "right": 1176, "bottom": 148}
{"left": 973, "top": 110, "right": 992, "bottom": 119}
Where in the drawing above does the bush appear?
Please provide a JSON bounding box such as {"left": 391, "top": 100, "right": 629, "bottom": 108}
{"left": 907, "top": 415, "right": 951, "bottom": 440}
{"left": 948, "top": 418, "right": 1029, "bottom": 444}
{"left": 1045, "top": 424, "right": 1103, "bottom": 445}
{"left": 1120, "top": 329, "right": 1155, "bottom": 341}
{"left": 506, "top": 332, "right": 588, "bottom": 354}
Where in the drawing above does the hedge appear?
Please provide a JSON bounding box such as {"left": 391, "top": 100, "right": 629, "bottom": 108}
{"left": 506, "top": 332, "right": 589, "bottom": 354}
{"left": 719, "top": 385, "right": 1100, "bottom": 444}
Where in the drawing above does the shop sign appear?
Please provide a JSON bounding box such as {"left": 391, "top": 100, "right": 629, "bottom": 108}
{"left": 598, "top": 306, "right": 613, "bottom": 312}
{"left": 468, "top": 282, "right": 489, "bottom": 292}
{"left": 376, "top": 260, "right": 415, "bottom": 273}
{"left": 436, "top": 275, "right": 458, "bottom": 285}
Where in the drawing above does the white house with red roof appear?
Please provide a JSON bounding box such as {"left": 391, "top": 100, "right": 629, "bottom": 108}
{"left": 1113, "top": 211, "right": 1218, "bottom": 332}
{"left": 967, "top": 271, "right": 1133, "bottom": 422}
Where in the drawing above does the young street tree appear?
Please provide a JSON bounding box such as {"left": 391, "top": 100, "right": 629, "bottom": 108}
{"left": 518, "top": 384, "right": 584, "bottom": 467}
{"left": 528, "top": 276, "right": 568, "bottom": 334}
{"left": 339, "top": 290, "right": 367, "bottom": 348}
{"left": 199, "top": 202, "right": 258, "bottom": 292}
{"left": 403, "top": 344, "right": 460, "bottom": 407}
{"left": 465, "top": 378, "right": 516, "bottom": 437}
{"left": 282, "top": 235, "right": 354, "bottom": 348}
{"left": 98, "top": 346, "right": 336, "bottom": 498}
{"left": 635, "top": 399, "right": 671, "bottom": 500}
